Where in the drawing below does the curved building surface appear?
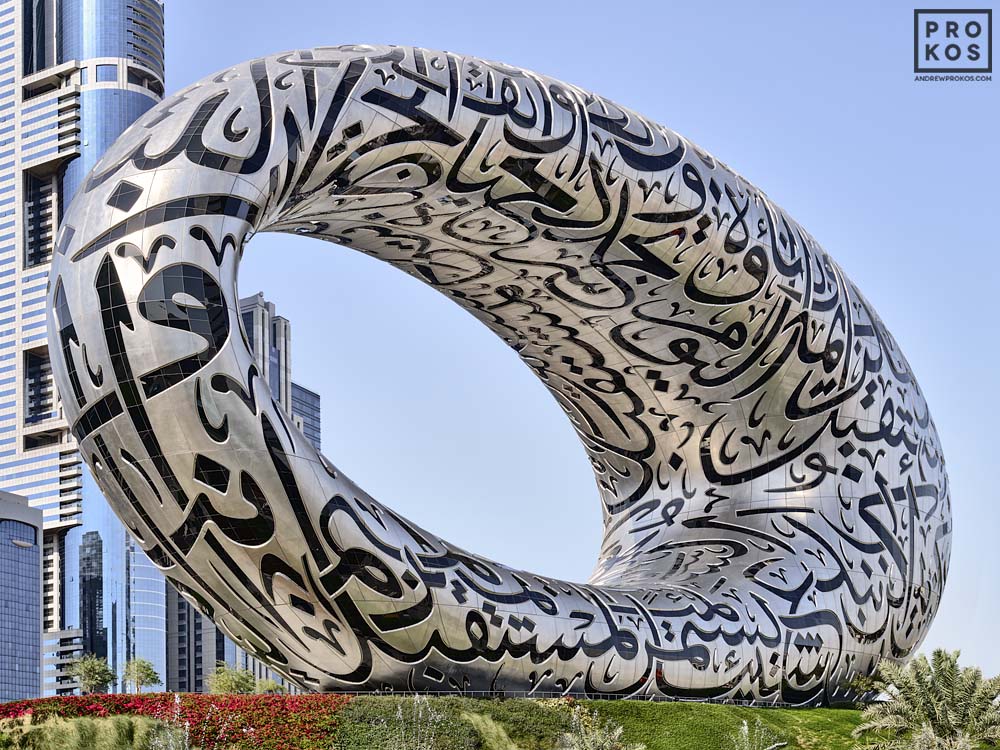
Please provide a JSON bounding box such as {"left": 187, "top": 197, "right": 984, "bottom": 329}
{"left": 47, "top": 46, "right": 951, "bottom": 704}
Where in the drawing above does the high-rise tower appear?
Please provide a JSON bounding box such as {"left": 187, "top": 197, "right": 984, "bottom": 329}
{"left": 78, "top": 529, "right": 105, "bottom": 659}
{"left": 0, "top": 490, "right": 42, "bottom": 701}
{"left": 0, "top": 0, "right": 164, "bottom": 695}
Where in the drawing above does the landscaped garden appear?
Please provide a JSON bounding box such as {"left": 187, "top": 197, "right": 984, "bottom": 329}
{"left": 0, "top": 649, "right": 996, "bottom": 750}
{"left": 0, "top": 693, "right": 861, "bottom": 750}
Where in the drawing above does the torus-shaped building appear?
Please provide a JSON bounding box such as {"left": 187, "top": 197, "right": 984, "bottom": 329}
{"left": 47, "top": 46, "right": 951, "bottom": 705}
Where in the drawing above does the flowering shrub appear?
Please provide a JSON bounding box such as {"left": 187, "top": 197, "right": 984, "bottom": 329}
{"left": 0, "top": 693, "right": 351, "bottom": 750}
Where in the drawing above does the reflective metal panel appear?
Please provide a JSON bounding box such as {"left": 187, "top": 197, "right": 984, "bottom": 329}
{"left": 47, "top": 46, "right": 951, "bottom": 704}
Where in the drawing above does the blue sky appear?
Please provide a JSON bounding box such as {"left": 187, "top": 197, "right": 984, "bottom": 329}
{"left": 165, "top": 0, "right": 1000, "bottom": 672}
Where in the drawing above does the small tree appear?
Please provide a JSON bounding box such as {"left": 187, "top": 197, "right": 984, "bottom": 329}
{"left": 206, "top": 662, "right": 256, "bottom": 694}
{"left": 67, "top": 654, "right": 115, "bottom": 695}
{"left": 849, "top": 671, "right": 882, "bottom": 701}
{"left": 255, "top": 677, "right": 286, "bottom": 694}
{"left": 122, "top": 657, "right": 161, "bottom": 694}
{"left": 852, "top": 649, "right": 1000, "bottom": 749}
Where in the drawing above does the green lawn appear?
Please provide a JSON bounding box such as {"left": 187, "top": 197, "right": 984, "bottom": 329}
{"left": 588, "top": 700, "right": 863, "bottom": 750}
{"left": 331, "top": 695, "right": 864, "bottom": 750}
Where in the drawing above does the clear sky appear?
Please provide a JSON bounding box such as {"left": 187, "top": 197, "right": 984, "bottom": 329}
{"left": 163, "top": 0, "right": 999, "bottom": 672}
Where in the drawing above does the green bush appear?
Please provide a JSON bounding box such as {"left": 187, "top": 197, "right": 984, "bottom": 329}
{"left": 205, "top": 663, "right": 256, "bottom": 695}
{"left": 447, "top": 697, "right": 572, "bottom": 750}
{"left": 332, "top": 695, "right": 479, "bottom": 750}
{"left": 331, "top": 695, "right": 573, "bottom": 750}
{"left": 461, "top": 713, "right": 519, "bottom": 750}
{"left": 0, "top": 715, "right": 172, "bottom": 750}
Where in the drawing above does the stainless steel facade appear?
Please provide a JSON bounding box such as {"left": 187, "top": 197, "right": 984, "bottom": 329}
{"left": 166, "top": 291, "right": 313, "bottom": 694}
{"left": 0, "top": 0, "right": 164, "bottom": 695}
{"left": 47, "top": 46, "right": 951, "bottom": 705}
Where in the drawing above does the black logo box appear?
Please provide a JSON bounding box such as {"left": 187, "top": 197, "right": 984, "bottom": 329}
{"left": 914, "top": 9, "right": 992, "bottom": 73}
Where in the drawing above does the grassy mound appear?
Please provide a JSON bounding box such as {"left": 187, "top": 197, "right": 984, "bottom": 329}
{"left": 330, "top": 696, "right": 862, "bottom": 750}
{"left": 588, "top": 700, "right": 862, "bottom": 750}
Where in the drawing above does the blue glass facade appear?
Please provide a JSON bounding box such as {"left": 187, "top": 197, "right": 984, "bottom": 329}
{"left": 50, "top": 0, "right": 165, "bottom": 694}
{"left": 0, "top": 493, "right": 42, "bottom": 701}
{"left": 60, "top": 0, "right": 164, "bottom": 80}
{"left": 64, "top": 470, "right": 150, "bottom": 693}
{"left": 291, "top": 383, "right": 321, "bottom": 451}
{"left": 78, "top": 530, "right": 107, "bottom": 658}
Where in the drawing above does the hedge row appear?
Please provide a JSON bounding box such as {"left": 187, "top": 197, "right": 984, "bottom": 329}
{"left": 0, "top": 693, "right": 352, "bottom": 750}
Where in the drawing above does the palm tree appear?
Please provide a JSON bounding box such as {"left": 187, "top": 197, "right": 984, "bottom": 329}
{"left": 852, "top": 649, "right": 1000, "bottom": 749}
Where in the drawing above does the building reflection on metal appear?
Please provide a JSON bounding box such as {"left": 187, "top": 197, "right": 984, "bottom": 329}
{"left": 48, "top": 46, "right": 951, "bottom": 705}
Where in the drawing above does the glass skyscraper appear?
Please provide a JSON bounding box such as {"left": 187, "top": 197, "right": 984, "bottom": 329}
{"left": 77, "top": 529, "right": 106, "bottom": 658}
{"left": 291, "top": 382, "right": 321, "bottom": 452}
{"left": 237, "top": 292, "right": 321, "bottom": 453}
{"left": 62, "top": 449, "right": 168, "bottom": 693}
{"left": 0, "top": 0, "right": 164, "bottom": 695}
{"left": 0, "top": 490, "right": 42, "bottom": 701}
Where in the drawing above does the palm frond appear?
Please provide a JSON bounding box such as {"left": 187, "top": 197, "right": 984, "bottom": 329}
{"left": 853, "top": 649, "right": 1000, "bottom": 749}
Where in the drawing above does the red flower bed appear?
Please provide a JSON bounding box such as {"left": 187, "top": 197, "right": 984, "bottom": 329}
{"left": 0, "top": 693, "right": 351, "bottom": 750}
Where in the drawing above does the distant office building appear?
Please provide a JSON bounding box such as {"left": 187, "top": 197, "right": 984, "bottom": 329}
{"left": 237, "top": 292, "right": 321, "bottom": 446}
{"left": 165, "top": 584, "right": 227, "bottom": 693}
{"left": 0, "top": 0, "right": 165, "bottom": 694}
{"left": 239, "top": 293, "right": 321, "bottom": 450}
{"left": 166, "top": 293, "right": 320, "bottom": 692}
{"left": 291, "top": 382, "right": 321, "bottom": 451}
{"left": 0, "top": 491, "right": 42, "bottom": 701}
{"left": 240, "top": 293, "right": 293, "bottom": 411}
{"left": 78, "top": 530, "right": 106, "bottom": 659}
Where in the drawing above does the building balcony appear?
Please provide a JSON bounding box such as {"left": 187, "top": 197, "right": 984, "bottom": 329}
{"left": 21, "top": 85, "right": 82, "bottom": 178}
